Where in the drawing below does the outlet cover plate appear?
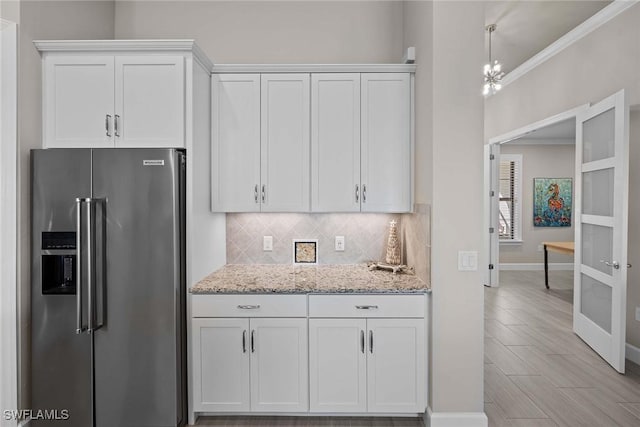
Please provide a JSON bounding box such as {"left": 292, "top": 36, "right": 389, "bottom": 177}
{"left": 263, "top": 236, "right": 273, "bottom": 251}
{"left": 335, "top": 236, "right": 345, "bottom": 251}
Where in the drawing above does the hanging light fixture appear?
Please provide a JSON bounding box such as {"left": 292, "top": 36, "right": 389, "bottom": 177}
{"left": 483, "top": 24, "right": 505, "bottom": 96}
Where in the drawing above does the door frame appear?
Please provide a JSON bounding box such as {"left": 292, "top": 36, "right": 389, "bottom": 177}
{"left": 0, "top": 18, "right": 19, "bottom": 422}
{"left": 484, "top": 105, "right": 588, "bottom": 287}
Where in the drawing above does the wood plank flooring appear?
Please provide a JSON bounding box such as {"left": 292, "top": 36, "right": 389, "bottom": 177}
{"left": 485, "top": 270, "right": 640, "bottom": 426}
{"left": 191, "top": 269, "right": 640, "bottom": 426}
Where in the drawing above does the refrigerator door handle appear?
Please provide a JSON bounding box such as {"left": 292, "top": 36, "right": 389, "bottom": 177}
{"left": 87, "top": 198, "right": 94, "bottom": 333}
{"left": 75, "top": 198, "right": 86, "bottom": 334}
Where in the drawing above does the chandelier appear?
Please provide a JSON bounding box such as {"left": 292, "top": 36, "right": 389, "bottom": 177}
{"left": 483, "top": 24, "right": 505, "bottom": 96}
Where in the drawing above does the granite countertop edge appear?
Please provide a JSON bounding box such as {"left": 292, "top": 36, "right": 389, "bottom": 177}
{"left": 190, "top": 263, "right": 431, "bottom": 295}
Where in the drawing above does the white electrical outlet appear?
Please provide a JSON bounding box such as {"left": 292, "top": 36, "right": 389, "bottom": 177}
{"left": 636, "top": 306, "right": 640, "bottom": 322}
{"left": 263, "top": 236, "right": 273, "bottom": 251}
{"left": 335, "top": 236, "right": 345, "bottom": 251}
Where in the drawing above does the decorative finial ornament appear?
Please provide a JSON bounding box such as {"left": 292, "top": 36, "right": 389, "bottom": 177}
{"left": 385, "top": 220, "right": 401, "bottom": 265}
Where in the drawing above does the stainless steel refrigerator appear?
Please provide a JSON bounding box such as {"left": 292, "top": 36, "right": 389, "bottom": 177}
{"left": 31, "top": 148, "right": 186, "bottom": 427}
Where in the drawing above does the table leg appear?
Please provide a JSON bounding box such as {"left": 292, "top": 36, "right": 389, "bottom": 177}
{"left": 544, "top": 244, "right": 549, "bottom": 289}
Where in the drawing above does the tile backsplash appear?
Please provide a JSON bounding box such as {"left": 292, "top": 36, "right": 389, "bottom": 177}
{"left": 226, "top": 213, "right": 400, "bottom": 264}
{"left": 226, "top": 206, "right": 431, "bottom": 286}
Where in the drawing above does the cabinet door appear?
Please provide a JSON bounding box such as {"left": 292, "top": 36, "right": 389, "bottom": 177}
{"left": 192, "top": 318, "right": 250, "bottom": 412}
{"left": 250, "top": 318, "right": 308, "bottom": 412}
{"left": 367, "top": 318, "right": 425, "bottom": 413}
{"left": 114, "top": 56, "right": 185, "bottom": 147}
{"left": 311, "top": 74, "right": 361, "bottom": 212}
{"left": 43, "top": 56, "right": 114, "bottom": 148}
{"left": 211, "top": 74, "right": 261, "bottom": 212}
{"left": 309, "top": 319, "right": 367, "bottom": 413}
{"left": 261, "top": 74, "right": 310, "bottom": 212}
{"left": 361, "top": 73, "right": 411, "bottom": 212}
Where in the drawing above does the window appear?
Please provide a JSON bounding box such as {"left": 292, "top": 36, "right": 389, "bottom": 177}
{"left": 499, "top": 154, "right": 522, "bottom": 242}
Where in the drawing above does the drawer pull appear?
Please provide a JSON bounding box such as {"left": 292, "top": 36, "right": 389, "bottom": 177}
{"left": 355, "top": 305, "right": 379, "bottom": 310}
{"left": 237, "top": 305, "right": 261, "bottom": 310}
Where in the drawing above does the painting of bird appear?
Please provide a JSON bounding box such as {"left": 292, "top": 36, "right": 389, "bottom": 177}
{"left": 533, "top": 178, "right": 572, "bottom": 227}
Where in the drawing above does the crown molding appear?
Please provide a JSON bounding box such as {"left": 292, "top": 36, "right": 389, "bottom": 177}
{"left": 211, "top": 63, "right": 416, "bottom": 73}
{"left": 33, "top": 39, "right": 214, "bottom": 71}
{"left": 499, "top": 0, "right": 638, "bottom": 90}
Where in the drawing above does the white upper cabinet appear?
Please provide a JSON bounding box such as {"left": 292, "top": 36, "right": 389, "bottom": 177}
{"left": 114, "top": 56, "right": 185, "bottom": 147}
{"left": 361, "top": 73, "right": 411, "bottom": 212}
{"left": 37, "top": 41, "right": 200, "bottom": 149}
{"left": 311, "top": 74, "right": 361, "bottom": 212}
{"left": 43, "top": 56, "right": 115, "bottom": 148}
{"left": 211, "top": 74, "right": 261, "bottom": 212}
{"left": 210, "top": 70, "right": 412, "bottom": 213}
{"left": 261, "top": 74, "right": 311, "bottom": 212}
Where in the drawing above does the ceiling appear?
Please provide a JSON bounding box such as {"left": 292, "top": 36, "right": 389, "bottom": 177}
{"left": 485, "top": 1, "right": 612, "bottom": 74}
{"left": 508, "top": 118, "right": 576, "bottom": 144}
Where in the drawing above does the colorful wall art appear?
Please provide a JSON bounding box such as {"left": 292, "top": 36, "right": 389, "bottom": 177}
{"left": 533, "top": 178, "right": 572, "bottom": 227}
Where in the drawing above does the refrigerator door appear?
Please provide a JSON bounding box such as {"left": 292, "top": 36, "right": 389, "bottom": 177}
{"left": 92, "top": 149, "right": 185, "bottom": 427}
{"left": 31, "top": 149, "right": 93, "bottom": 427}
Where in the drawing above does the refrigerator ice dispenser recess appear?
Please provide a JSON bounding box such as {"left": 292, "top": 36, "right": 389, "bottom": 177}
{"left": 41, "top": 231, "right": 76, "bottom": 295}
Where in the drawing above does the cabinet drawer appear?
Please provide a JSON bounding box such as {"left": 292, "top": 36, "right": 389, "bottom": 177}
{"left": 308, "top": 294, "right": 425, "bottom": 318}
{"left": 192, "top": 294, "right": 307, "bottom": 318}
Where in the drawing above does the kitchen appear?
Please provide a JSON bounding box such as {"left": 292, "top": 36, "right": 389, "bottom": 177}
{"left": 2, "top": 1, "right": 484, "bottom": 426}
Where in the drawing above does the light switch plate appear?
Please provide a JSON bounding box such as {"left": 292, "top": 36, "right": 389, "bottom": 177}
{"left": 458, "top": 251, "right": 478, "bottom": 271}
{"left": 263, "top": 236, "right": 273, "bottom": 251}
{"left": 335, "top": 236, "right": 345, "bottom": 251}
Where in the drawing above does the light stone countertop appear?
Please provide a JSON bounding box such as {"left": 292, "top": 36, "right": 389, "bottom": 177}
{"left": 190, "top": 264, "right": 430, "bottom": 294}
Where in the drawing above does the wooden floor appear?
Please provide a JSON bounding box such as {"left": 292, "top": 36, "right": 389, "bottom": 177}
{"left": 191, "top": 270, "right": 640, "bottom": 427}
{"left": 485, "top": 270, "right": 640, "bottom": 426}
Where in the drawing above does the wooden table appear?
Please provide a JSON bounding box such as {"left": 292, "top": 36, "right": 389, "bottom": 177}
{"left": 543, "top": 241, "right": 574, "bottom": 289}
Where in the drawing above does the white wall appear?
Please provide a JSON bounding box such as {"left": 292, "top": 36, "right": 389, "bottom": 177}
{"left": 500, "top": 143, "right": 575, "bottom": 264}
{"left": 430, "top": 0, "right": 486, "bottom": 419}
{"left": 485, "top": 4, "right": 640, "bottom": 348}
{"left": 15, "top": 0, "right": 114, "bottom": 409}
{"left": 115, "top": 0, "right": 404, "bottom": 64}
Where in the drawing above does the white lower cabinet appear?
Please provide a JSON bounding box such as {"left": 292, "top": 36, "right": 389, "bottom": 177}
{"left": 192, "top": 316, "right": 308, "bottom": 413}
{"left": 308, "top": 295, "right": 426, "bottom": 414}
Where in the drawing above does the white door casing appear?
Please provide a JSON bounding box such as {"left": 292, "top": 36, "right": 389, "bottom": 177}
{"left": 485, "top": 143, "right": 500, "bottom": 287}
{"left": 574, "top": 90, "right": 629, "bottom": 373}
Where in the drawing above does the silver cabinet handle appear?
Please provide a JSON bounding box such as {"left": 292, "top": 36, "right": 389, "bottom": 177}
{"left": 360, "top": 330, "right": 365, "bottom": 354}
{"left": 369, "top": 330, "right": 373, "bottom": 354}
{"left": 242, "top": 330, "right": 247, "bottom": 353}
{"left": 355, "top": 185, "right": 359, "bottom": 203}
{"left": 251, "top": 330, "right": 255, "bottom": 353}
{"left": 254, "top": 185, "right": 259, "bottom": 204}
{"left": 75, "top": 199, "right": 85, "bottom": 334}
{"left": 237, "top": 305, "right": 260, "bottom": 310}
{"left": 114, "top": 114, "right": 120, "bottom": 137}
{"left": 600, "top": 260, "right": 620, "bottom": 269}
{"left": 356, "top": 305, "right": 378, "bottom": 310}
{"left": 261, "top": 185, "right": 266, "bottom": 203}
{"left": 362, "top": 184, "right": 367, "bottom": 203}
{"left": 105, "top": 115, "right": 112, "bottom": 137}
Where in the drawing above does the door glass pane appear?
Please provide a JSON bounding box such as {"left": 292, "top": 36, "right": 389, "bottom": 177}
{"left": 582, "top": 168, "right": 614, "bottom": 216}
{"left": 582, "top": 109, "right": 615, "bottom": 163}
{"left": 582, "top": 224, "right": 613, "bottom": 275}
{"left": 580, "top": 274, "right": 612, "bottom": 333}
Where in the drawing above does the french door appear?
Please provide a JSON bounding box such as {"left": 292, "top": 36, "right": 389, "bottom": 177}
{"left": 574, "top": 90, "right": 630, "bottom": 373}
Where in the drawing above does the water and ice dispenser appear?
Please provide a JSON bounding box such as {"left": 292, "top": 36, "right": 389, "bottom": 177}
{"left": 41, "top": 231, "right": 76, "bottom": 294}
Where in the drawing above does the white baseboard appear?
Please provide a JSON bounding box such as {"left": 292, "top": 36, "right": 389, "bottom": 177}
{"left": 626, "top": 343, "right": 640, "bottom": 365}
{"left": 499, "top": 263, "right": 574, "bottom": 271}
{"left": 425, "top": 407, "right": 488, "bottom": 427}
